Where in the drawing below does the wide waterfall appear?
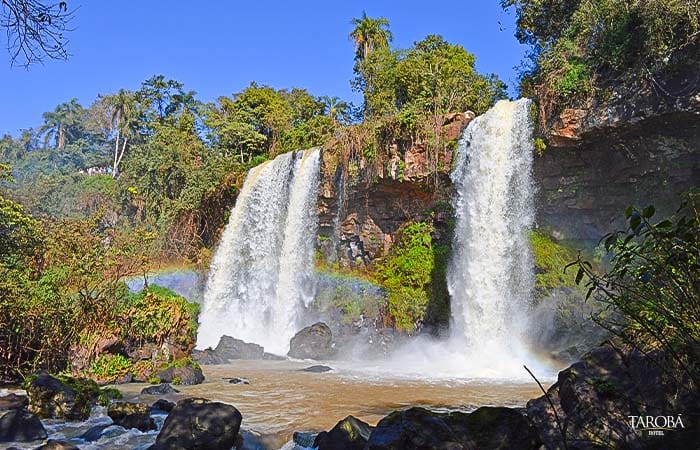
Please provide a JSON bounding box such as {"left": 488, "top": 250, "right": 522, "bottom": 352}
{"left": 447, "top": 98, "right": 536, "bottom": 371}
{"left": 197, "top": 149, "right": 321, "bottom": 355}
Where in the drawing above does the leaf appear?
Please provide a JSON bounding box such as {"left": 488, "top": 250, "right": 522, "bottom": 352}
{"left": 642, "top": 205, "right": 655, "bottom": 219}
{"left": 575, "top": 268, "right": 584, "bottom": 284}
{"left": 624, "top": 206, "right": 634, "bottom": 218}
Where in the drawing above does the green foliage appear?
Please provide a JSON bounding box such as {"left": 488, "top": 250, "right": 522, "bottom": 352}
{"left": 504, "top": 0, "right": 700, "bottom": 111}
{"left": 570, "top": 190, "right": 700, "bottom": 387}
{"left": 97, "top": 387, "right": 122, "bottom": 407}
{"left": 376, "top": 221, "right": 448, "bottom": 333}
{"left": 530, "top": 231, "right": 579, "bottom": 294}
{"left": 88, "top": 354, "right": 132, "bottom": 380}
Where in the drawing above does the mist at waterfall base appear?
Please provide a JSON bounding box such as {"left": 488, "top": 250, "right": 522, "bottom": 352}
{"left": 198, "top": 100, "right": 556, "bottom": 381}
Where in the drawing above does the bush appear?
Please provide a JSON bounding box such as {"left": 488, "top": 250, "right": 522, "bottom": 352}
{"left": 570, "top": 190, "right": 700, "bottom": 387}
{"left": 88, "top": 354, "right": 132, "bottom": 380}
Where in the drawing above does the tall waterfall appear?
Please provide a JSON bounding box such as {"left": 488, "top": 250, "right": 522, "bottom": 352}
{"left": 448, "top": 99, "right": 535, "bottom": 365}
{"left": 197, "top": 149, "right": 321, "bottom": 355}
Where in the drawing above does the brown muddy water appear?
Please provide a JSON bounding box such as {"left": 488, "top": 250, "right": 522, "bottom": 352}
{"left": 1, "top": 360, "right": 544, "bottom": 449}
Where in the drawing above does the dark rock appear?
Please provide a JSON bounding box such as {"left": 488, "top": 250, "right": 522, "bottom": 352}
{"left": 288, "top": 322, "right": 334, "bottom": 360}
{"left": 157, "top": 364, "right": 204, "bottom": 386}
{"left": 140, "top": 383, "right": 179, "bottom": 395}
{"left": 314, "top": 415, "right": 372, "bottom": 450}
{"left": 34, "top": 440, "right": 80, "bottom": 449}
{"left": 192, "top": 348, "right": 226, "bottom": 365}
{"left": 79, "top": 424, "right": 110, "bottom": 442}
{"left": 107, "top": 401, "right": 156, "bottom": 432}
{"left": 0, "top": 409, "right": 47, "bottom": 442}
{"left": 214, "top": 336, "right": 265, "bottom": 360}
{"left": 0, "top": 393, "right": 28, "bottom": 411}
{"left": 151, "top": 399, "right": 176, "bottom": 413}
{"left": 366, "top": 406, "right": 540, "bottom": 450}
{"left": 294, "top": 431, "right": 318, "bottom": 447}
{"left": 300, "top": 365, "right": 334, "bottom": 373}
{"left": 26, "top": 372, "right": 92, "bottom": 420}
{"left": 149, "top": 398, "right": 242, "bottom": 450}
{"left": 526, "top": 342, "right": 700, "bottom": 450}
{"left": 227, "top": 377, "right": 250, "bottom": 385}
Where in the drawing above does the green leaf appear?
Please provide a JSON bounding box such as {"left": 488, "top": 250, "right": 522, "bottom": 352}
{"left": 642, "top": 205, "right": 655, "bottom": 219}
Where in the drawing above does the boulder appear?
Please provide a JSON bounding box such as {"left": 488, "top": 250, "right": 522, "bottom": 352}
{"left": 151, "top": 399, "right": 176, "bottom": 413}
{"left": 526, "top": 342, "right": 700, "bottom": 450}
{"left": 214, "top": 336, "right": 265, "bottom": 360}
{"left": 366, "top": 407, "right": 540, "bottom": 450}
{"left": 149, "top": 398, "right": 242, "bottom": 450}
{"left": 156, "top": 363, "right": 204, "bottom": 386}
{"left": 26, "top": 372, "right": 93, "bottom": 420}
{"left": 314, "top": 415, "right": 372, "bottom": 450}
{"left": 0, "top": 409, "right": 47, "bottom": 442}
{"left": 288, "top": 322, "right": 334, "bottom": 360}
{"left": 227, "top": 377, "right": 250, "bottom": 385}
{"left": 300, "top": 365, "right": 334, "bottom": 373}
{"left": 79, "top": 424, "right": 110, "bottom": 442}
{"left": 140, "top": 383, "right": 179, "bottom": 395}
{"left": 0, "top": 393, "right": 28, "bottom": 411}
{"left": 107, "top": 401, "right": 156, "bottom": 432}
{"left": 192, "top": 348, "right": 226, "bottom": 365}
{"left": 34, "top": 440, "right": 80, "bottom": 450}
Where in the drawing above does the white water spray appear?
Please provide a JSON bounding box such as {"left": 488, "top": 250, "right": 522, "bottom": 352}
{"left": 197, "top": 149, "right": 321, "bottom": 354}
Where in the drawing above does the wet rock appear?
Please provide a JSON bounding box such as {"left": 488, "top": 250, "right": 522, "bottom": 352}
{"left": 526, "top": 342, "right": 700, "bottom": 450}
{"left": 26, "top": 372, "right": 92, "bottom": 420}
{"left": 157, "top": 363, "right": 204, "bottom": 386}
{"left": 79, "top": 424, "right": 110, "bottom": 442}
{"left": 300, "top": 365, "right": 334, "bottom": 373}
{"left": 366, "top": 406, "right": 540, "bottom": 450}
{"left": 192, "top": 348, "right": 226, "bottom": 365}
{"left": 0, "top": 393, "right": 28, "bottom": 411}
{"left": 107, "top": 401, "right": 156, "bottom": 432}
{"left": 151, "top": 399, "right": 176, "bottom": 413}
{"left": 0, "top": 409, "right": 47, "bottom": 442}
{"left": 149, "top": 398, "right": 242, "bottom": 450}
{"left": 214, "top": 336, "right": 265, "bottom": 360}
{"left": 140, "top": 383, "right": 179, "bottom": 395}
{"left": 227, "top": 377, "right": 250, "bottom": 385}
{"left": 288, "top": 322, "right": 334, "bottom": 360}
{"left": 294, "top": 431, "right": 318, "bottom": 447}
{"left": 314, "top": 415, "right": 372, "bottom": 450}
{"left": 34, "top": 440, "right": 80, "bottom": 450}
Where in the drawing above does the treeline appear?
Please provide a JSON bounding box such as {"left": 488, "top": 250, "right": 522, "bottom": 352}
{"left": 502, "top": 0, "right": 700, "bottom": 126}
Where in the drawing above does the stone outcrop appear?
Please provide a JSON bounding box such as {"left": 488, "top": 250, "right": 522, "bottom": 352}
{"left": 140, "top": 383, "right": 179, "bottom": 396}
{"left": 317, "top": 112, "right": 473, "bottom": 268}
{"left": 26, "top": 372, "right": 94, "bottom": 420}
{"left": 288, "top": 322, "right": 335, "bottom": 360}
{"left": 149, "top": 398, "right": 242, "bottom": 450}
{"left": 314, "top": 415, "right": 372, "bottom": 450}
{"left": 0, "top": 409, "right": 47, "bottom": 443}
{"left": 214, "top": 335, "right": 265, "bottom": 360}
{"left": 107, "top": 401, "right": 156, "bottom": 432}
{"left": 536, "top": 41, "right": 700, "bottom": 245}
{"left": 156, "top": 363, "right": 204, "bottom": 386}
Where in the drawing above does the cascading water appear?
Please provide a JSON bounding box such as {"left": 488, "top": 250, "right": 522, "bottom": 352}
{"left": 447, "top": 98, "right": 536, "bottom": 373}
{"left": 197, "top": 148, "right": 321, "bottom": 355}
{"left": 370, "top": 99, "right": 547, "bottom": 379}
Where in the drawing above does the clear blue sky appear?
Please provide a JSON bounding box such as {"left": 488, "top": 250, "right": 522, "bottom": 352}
{"left": 0, "top": 1, "right": 526, "bottom": 136}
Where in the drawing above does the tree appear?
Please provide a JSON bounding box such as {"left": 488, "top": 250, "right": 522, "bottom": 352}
{"left": 37, "top": 98, "right": 84, "bottom": 150}
{"left": 0, "top": 0, "right": 74, "bottom": 66}
{"left": 349, "top": 11, "right": 393, "bottom": 62}
{"left": 104, "top": 89, "right": 138, "bottom": 177}
{"left": 321, "top": 96, "right": 351, "bottom": 125}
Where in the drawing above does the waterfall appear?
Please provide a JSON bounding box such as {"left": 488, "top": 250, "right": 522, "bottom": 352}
{"left": 448, "top": 99, "right": 535, "bottom": 364}
{"left": 197, "top": 148, "right": 321, "bottom": 355}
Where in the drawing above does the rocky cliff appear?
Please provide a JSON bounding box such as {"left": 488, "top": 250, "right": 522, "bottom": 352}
{"left": 536, "top": 42, "right": 700, "bottom": 245}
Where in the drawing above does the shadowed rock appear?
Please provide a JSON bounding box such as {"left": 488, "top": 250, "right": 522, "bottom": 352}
{"left": 288, "top": 322, "right": 334, "bottom": 360}
{"left": 107, "top": 401, "right": 156, "bottom": 432}
{"left": 314, "top": 415, "right": 372, "bottom": 450}
{"left": 300, "top": 365, "right": 334, "bottom": 373}
{"left": 140, "top": 383, "right": 179, "bottom": 395}
{"left": 0, "top": 409, "right": 47, "bottom": 442}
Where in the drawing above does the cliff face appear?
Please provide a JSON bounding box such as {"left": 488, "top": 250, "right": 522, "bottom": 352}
{"left": 317, "top": 112, "right": 473, "bottom": 267}
{"left": 536, "top": 43, "right": 700, "bottom": 244}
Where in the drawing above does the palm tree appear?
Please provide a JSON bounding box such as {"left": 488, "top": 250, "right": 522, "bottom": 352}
{"left": 38, "top": 99, "right": 83, "bottom": 150}
{"left": 321, "top": 96, "right": 350, "bottom": 125}
{"left": 104, "top": 89, "right": 137, "bottom": 177}
{"left": 349, "top": 12, "right": 393, "bottom": 62}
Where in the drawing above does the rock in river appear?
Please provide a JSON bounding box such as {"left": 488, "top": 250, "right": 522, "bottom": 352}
{"left": 157, "top": 363, "right": 204, "bottom": 386}
{"left": 0, "top": 409, "right": 47, "bottom": 442}
{"left": 314, "top": 415, "right": 372, "bottom": 450}
{"left": 149, "top": 398, "right": 242, "bottom": 450}
{"left": 140, "top": 383, "right": 179, "bottom": 395}
{"left": 288, "top": 322, "right": 334, "bottom": 360}
{"left": 107, "top": 401, "right": 156, "bottom": 432}
{"left": 26, "top": 372, "right": 93, "bottom": 420}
